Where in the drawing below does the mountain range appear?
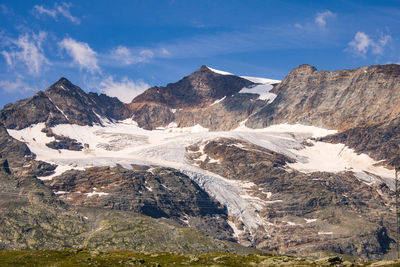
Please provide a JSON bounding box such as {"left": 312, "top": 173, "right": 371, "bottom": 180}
{"left": 0, "top": 64, "right": 399, "bottom": 260}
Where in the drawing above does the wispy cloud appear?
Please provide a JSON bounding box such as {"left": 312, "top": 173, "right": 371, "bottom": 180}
{"left": 1, "top": 31, "right": 50, "bottom": 75}
{"left": 348, "top": 31, "right": 391, "bottom": 56}
{"left": 108, "top": 46, "right": 155, "bottom": 66}
{"left": 0, "top": 79, "right": 36, "bottom": 93}
{"left": 110, "top": 46, "right": 133, "bottom": 65}
{"left": 33, "top": 2, "right": 80, "bottom": 24}
{"left": 151, "top": 24, "right": 337, "bottom": 60}
{"left": 33, "top": 5, "right": 57, "bottom": 18}
{"left": 295, "top": 10, "right": 336, "bottom": 30}
{"left": 0, "top": 4, "right": 13, "bottom": 15}
{"left": 108, "top": 45, "right": 159, "bottom": 65}
{"left": 59, "top": 37, "right": 100, "bottom": 73}
{"left": 98, "top": 76, "right": 149, "bottom": 103}
{"left": 315, "top": 11, "right": 336, "bottom": 27}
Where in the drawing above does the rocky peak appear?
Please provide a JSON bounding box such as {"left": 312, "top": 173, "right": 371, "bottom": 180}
{"left": 46, "top": 77, "right": 88, "bottom": 99}
{"left": 290, "top": 64, "right": 318, "bottom": 74}
{"left": 0, "top": 78, "right": 130, "bottom": 129}
{"left": 131, "top": 65, "right": 254, "bottom": 109}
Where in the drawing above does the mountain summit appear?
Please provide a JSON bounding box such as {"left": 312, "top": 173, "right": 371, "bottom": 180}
{"left": 131, "top": 65, "right": 254, "bottom": 108}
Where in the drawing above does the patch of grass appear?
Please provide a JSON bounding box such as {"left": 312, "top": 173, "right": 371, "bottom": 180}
{"left": 1, "top": 249, "right": 399, "bottom": 266}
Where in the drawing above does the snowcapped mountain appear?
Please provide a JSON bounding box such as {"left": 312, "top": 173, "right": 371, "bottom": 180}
{"left": 0, "top": 64, "right": 399, "bottom": 259}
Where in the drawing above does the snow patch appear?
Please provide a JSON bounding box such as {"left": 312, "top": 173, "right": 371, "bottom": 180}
{"left": 239, "top": 76, "right": 280, "bottom": 102}
{"left": 318, "top": 231, "right": 333, "bottom": 235}
{"left": 239, "top": 84, "right": 277, "bottom": 102}
{"left": 206, "top": 66, "right": 233, "bottom": 75}
{"left": 305, "top": 218, "right": 317, "bottom": 223}
{"left": 288, "top": 141, "right": 395, "bottom": 187}
{"left": 210, "top": 96, "right": 226, "bottom": 106}
{"left": 85, "top": 191, "right": 109, "bottom": 197}
{"left": 240, "top": 76, "right": 280, "bottom": 84}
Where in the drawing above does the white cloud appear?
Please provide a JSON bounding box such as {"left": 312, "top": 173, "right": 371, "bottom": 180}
{"left": 33, "top": 2, "right": 80, "bottom": 24}
{"left": 294, "top": 23, "right": 304, "bottom": 30}
{"left": 138, "top": 49, "right": 154, "bottom": 62}
{"left": 1, "top": 51, "right": 12, "bottom": 66}
{"left": 109, "top": 46, "right": 155, "bottom": 65}
{"left": 1, "top": 31, "right": 50, "bottom": 75}
{"left": 110, "top": 46, "right": 134, "bottom": 65}
{"left": 33, "top": 5, "right": 57, "bottom": 18}
{"left": 0, "top": 79, "right": 36, "bottom": 93}
{"left": 348, "top": 31, "right": 391, "bottom": 56}
{"left": 59, "top": 37, "right": 100, "bottom": 73}
{"left": 349, "top": 32, "right": 371, "bottom": 54}
{"left": 99, "top": 76, "right": 150, "bottom": 103}
{"left": 56, "top": 3, "right": 80, "bottom": 24}
{"left": 160, "top": 47, "right": 170, "bottom": 57}
{"left": 315, "top": 11, "right": 336, "bottom": 27}
{"left": 372, "top": 34, "right": 392, "bottom": 55}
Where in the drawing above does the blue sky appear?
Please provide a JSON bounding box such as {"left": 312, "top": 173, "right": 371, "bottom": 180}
{"left": 0, "top": 0, "right": 399, "bottom": 107}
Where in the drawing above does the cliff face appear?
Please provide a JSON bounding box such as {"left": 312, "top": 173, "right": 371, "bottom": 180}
{"left": 247, "top": 64, "right": 400, "bottom": 130}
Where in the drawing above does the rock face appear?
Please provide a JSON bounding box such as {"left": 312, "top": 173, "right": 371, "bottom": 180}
{"left": 247, "top": 64, "right": 400, "bottom": 131}
{"left": 0, "top": 78, "right": 130, "bottom": 130}
{"left": 45, "top": 165, "right": 233, "bottom": 241}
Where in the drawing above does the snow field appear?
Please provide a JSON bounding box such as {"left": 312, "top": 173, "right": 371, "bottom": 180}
{"left": 7, "top": 119, "right": 396, "bottom": 235}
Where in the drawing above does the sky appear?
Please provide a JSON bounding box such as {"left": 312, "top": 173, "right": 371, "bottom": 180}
{"left": 0, "top": 0, "right": 399, "bottom": 107}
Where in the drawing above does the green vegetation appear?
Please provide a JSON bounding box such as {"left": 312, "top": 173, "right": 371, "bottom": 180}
{"left": 0, "top": 249, "right": 399, "bottom": 267}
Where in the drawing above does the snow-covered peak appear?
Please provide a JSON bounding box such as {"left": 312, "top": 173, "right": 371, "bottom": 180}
{"left": 206, "top": 66, "right": 234, "bottom": 76}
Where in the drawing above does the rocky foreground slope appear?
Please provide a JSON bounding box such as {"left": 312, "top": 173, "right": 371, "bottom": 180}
{"left": 0, "top": 64, "right": 399, "bottom": 260}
